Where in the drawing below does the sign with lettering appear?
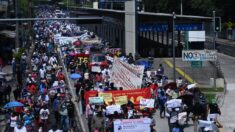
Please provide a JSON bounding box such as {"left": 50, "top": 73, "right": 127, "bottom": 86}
{"left": 114, "top": 118, "right": 151, "bottom": 132}
{"left": 110, "top": 59, "right": 144, "bottom": 89}
{"left": 114, "top": 96, "right": 128, "bottom": 105}
{"left": 88, "top": 97, "right": 104, "bottom": 104}
{"left": 75, "top": 54, "right": 90, "bottom": 65}
{"left": 140, "top": 98, "right": 155, "bottom": 108}
{"left": 84, "top": 88, "right": 151, "bottom": 105}
{"left": 182, "top": 50, "right": 217, "bottom": 61}
{"left": 99, "top": 93, "right": 113, "bottom": 102}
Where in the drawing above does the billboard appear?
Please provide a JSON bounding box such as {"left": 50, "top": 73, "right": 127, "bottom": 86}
{"left": 188, "top": 31, "right": 205, "bottom": 42}
{"left": 182, "top": 50, "right": 217, "bottom": 61}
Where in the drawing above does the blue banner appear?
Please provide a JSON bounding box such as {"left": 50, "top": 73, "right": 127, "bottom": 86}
{"left": 138, "top": 24, "right": 203, "bottom": 32}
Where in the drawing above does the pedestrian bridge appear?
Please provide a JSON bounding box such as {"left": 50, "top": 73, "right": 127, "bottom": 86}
{"left": 70, "top": 6, "right": 213, "bottom": 57}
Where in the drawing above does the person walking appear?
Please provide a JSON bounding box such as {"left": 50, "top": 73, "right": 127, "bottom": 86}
{"left": 39, "top": 105, "right": 50, "bottom": 131}
{"left": 66, "top": 99, "right": 75, "bottom": 129}
{"left": 59, "top": 103, "right": 69, "bottom": 131}
{"left": 158, "top": 90, "right": 167, "bottom": 118}
{"left": 53, "top": 96, "right": 61, "bottom": 124}
{"left": 91, "top": 110, "right": 105, "bottom": 132}
{"left": 10, "top": 112, "right": 18, "bottom": 132}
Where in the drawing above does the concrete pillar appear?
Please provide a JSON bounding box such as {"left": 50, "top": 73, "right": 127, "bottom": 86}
{"left": 125, "top": 0, "right": 136, "bottom": 57}
{"left": 157, "top": 32, "right": 159, "bottom": 43}
{"left": 148, "top": 31, "right": 151, "bottom": 39}
{"left": 161, "top": 32, "right": 164, "bottom": 44}
{"left": 178, "top": 30, "right": 181, "bottom": 45}
{"left": 167, "top": 31, "right": 169, "bottom": 45}
{"left": 152, "top": 32, "right": 155, "bottom": 41}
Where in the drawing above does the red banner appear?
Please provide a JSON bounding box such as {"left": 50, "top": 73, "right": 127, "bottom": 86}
{"left": 84, "top": 88, "right": 151, "bottom": 105}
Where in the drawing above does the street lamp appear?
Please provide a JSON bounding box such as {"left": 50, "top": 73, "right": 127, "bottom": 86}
{"left": 180, "top": 0, "right": 183, "bottom": 15}
{"left": 172, "top": 12, "right": 176, "bottom": 82}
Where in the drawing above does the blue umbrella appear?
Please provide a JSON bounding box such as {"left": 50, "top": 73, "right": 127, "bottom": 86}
{"left": 70, "top": 73, "right": 82, "bottom": 80}
{"left": 4, "top": 101, "right": 24, "bottom": 109}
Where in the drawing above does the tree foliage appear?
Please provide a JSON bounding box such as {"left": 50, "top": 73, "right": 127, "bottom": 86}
{"left": 143, "top": 0, "right": 235, "bottom": 22}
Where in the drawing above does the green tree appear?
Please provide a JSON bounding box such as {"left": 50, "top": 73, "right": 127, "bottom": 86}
{"left": 19, "top": 0, "right": 29, "bottom": 17}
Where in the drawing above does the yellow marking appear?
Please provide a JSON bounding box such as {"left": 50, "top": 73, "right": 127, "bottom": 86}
{"left": 163, "top": 59, "right": 196, "bottom": 84}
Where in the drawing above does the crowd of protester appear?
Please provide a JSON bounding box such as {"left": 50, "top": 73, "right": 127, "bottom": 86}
{"left": 0, "top": 5, "right": 223, "bottom": 132}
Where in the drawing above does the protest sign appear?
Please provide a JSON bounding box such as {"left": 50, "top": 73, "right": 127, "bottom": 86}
{"left": 113, "top": 118, "right": 151, "bottom": 132}
{"left": 114, "top": 96, "right": 128, "bottom": 105}
{"left": 110, "top": 59, "right": 144, "bottom": 89}
{"left": 75, "top": 54, "right": 89, "bottom": 65}
{"left": 106, "top": 105, "right": 121, "bottom": 115}
{"left": 99, "top": 93, "right": 113, "bottom": 102}
{"left": 166, "top": 99, "right": 182, "bottom": 108}
{"left": 89, "top": 97, "right": 104, "bottom": 104}
{"left": 140, "top": 98, "right": 155, "bottom": 108}
{"left": 84, "top": 88, "right": 151, "bottom": 105}
{"left": 91, "top": 66, "right": 101, "bottom": 72}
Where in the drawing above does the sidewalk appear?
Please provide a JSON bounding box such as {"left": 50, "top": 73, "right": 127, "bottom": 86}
{"left": 217, "top": 53, "right": 235, "bottom": 131}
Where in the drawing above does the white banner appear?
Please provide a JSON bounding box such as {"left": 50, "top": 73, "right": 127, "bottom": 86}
{"left": 106, "top": 105, "right": 121, "bottom": 115}
{"left": 182, "top": 50, "right": 217, "bottom": 61}
{"left": 110, "top": 59, "right": 144, "bottom": 89}
{"left": 54, "top": 36, "right": 80, "bottom": 45}
{"left": 140, "top": 98, "right": 155, "bottom": 108}
{"left": 114, "top": 118, "right": 151, "bottom": 132}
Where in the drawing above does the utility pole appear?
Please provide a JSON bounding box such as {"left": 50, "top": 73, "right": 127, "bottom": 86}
{"left": 135, "top": 0, "right": 138, "bottom": 59}
{"left": 180, "top": 0, "right": 183, "bottom": 15}
{"left": 213, "top": 10, "right": 217, "bottom": 88}
{"left": 172, "top": 12, "right": 176, "bottom": 82}
{"left": 15, "top": 0, "right": 19, "bottom": 48}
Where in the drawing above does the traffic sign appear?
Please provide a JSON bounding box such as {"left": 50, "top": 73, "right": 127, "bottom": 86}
{"left": 191, "top": 61, "right": 202, "bottom": 68}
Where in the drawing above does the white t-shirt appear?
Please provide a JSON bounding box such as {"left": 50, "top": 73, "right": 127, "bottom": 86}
{"left": 10, "top": 116, "right": 17, "bottom": 127}
{"left": 40, "top": 109, "right": 50, "bottom": 120}
{"left": 49, "top": 56, "right": 57, "bottom": 65}
{"left": 48, "top": 129, "right": 62, "bottom": 132}
{"left": 38, "top": 95, "right": 49, "bottom": 103}
{"left": 39, "top": 68, "right": 46, "bottom": 78}
{"left": 14, "top": 126, "right": 27, "bottom": 132}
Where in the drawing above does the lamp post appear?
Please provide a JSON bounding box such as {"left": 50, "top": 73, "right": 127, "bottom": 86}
{"left": 172, "top": 12, "right": 176, "bottom": 82}
{"left": 213, "top": 10, "right": 217, "bottom": 88}
{"left": 180, "top": 0, "right": 183, "bottom": 15}
{"left": 15, "top": 0, "right": 19, "bottom": 48}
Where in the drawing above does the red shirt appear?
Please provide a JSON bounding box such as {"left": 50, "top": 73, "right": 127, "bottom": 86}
{"left": 95, "top": 74, "right": 103, "bottom": 82}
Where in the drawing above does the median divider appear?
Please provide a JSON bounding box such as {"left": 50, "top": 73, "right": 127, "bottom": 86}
{"left": 163, "top": 59, "right": 196, "bottom": 84}
{"left": 57, "top": 47, "right": 86, "bottom": 132}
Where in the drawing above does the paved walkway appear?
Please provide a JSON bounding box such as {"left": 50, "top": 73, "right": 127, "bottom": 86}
{"left": 217, "top": 53, "right": 235, "bottom": 131}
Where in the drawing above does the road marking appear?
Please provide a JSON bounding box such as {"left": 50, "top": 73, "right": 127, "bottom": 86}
{"left": 163, "top": 59, "right": 196, "bottom": 84}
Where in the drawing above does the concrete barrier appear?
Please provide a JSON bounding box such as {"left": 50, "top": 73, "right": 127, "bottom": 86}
{"left": 57, "top": 47, "right": 86, "bottom": 132}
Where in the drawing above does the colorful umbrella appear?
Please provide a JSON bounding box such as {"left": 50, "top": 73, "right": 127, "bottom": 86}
{"left": 4, "top": 101, "right": 24, "bottom": 109}
{"left": 70, "top": 73, "right": 82, "bottom": 80}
